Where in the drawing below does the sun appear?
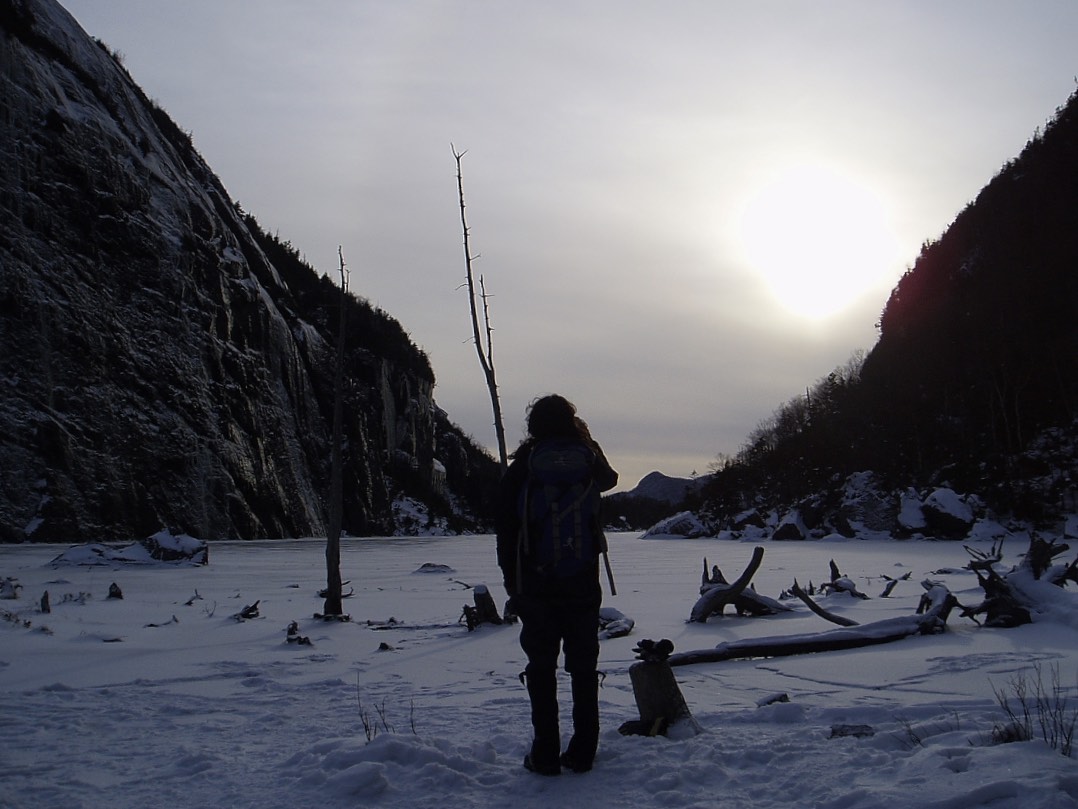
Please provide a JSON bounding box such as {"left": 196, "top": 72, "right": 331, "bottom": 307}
{"left": 737, "top": 164, "right": 901, "bottom": 320}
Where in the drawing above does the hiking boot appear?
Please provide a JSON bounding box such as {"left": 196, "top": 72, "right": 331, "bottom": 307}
{"left": 562, "top": 671, "right": 599, "bottom": 772}
{"left": 522, "top": 667, "right": 561, "bottom": 775}
{"left": 559, "top": 750, "right": 593, "bottom": 773}
{"left": 524, "top": 751, "right": 561, "bottom": 776}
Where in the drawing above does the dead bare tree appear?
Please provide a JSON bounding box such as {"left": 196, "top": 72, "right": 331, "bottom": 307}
{"left": 322, "top": 246, "right": 348, "bottom": 618}
{"left": 452, "top": 146, "right": 508, "bottom": 471}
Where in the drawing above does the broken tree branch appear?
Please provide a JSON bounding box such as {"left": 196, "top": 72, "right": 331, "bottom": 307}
{"left": 790, "top": 580, "right": 859, "bottom": 627}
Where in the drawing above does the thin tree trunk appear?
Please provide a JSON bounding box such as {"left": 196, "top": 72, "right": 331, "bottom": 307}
{"left": 452, "top": 146, "right": 508, "bottom": 471}
{"left": 323, "top": 247, "right": 347, "bottom": 616}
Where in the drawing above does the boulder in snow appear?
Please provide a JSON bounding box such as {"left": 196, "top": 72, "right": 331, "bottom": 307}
{"left": 140, "top": 531, "right": 209, "bottom": 564}
{"left": 731, "top": 508, "right": 766, "bottom": 531}
{"left": 599, "top": 606, "right": 635, "bottom": 639}
{"left": 839, "top": 471, "right": 898, "bottom": 533}
{"left": 642, "top": 511, "right": 709, "bottom": 538}
{"left": 51, "top": 532, "right": 208, "bottom": 566}
{"left": 773, "top": 510, "right": 809, "bottom": 541}
{"left": 921, "top": 488, "right": 975, "bottom": 539}
{"left": 897, "top": 488, "right": 927, "bottom": 535}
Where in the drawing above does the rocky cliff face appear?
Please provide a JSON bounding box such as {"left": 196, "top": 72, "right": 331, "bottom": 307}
{"left": 0, "top": 0, "right": 498, "bottom": 541}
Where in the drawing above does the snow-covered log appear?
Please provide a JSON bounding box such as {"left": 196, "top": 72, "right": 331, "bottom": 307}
{"left": 960, "top": 535, "right": 1078, "bottom": 627}
{"left": 672, "top": 583, "right": 955, "bottom": 666}
{"left": 669, "top": 612, "right": 951, "bottom": 667}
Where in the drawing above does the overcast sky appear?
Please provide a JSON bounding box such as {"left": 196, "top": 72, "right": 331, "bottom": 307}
{"left": 61, "top": 0, "right": 1078, "bottom": 491}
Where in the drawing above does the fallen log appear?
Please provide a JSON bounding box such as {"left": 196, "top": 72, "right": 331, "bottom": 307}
{"left": 669, "top": 613, "right": 949, "bottom": 666}
{"left": 671, "top": 584, "right": 955, "bottom": 667}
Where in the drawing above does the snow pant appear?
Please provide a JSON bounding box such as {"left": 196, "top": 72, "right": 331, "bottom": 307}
{"left": 514, "top": 588, "right": 601, "bottom": 770}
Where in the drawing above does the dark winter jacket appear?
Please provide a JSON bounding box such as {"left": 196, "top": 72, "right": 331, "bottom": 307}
{"left": 495, "top": 439, "right": 618, "bottom": 598}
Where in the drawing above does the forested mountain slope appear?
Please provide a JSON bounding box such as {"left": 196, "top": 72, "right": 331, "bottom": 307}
{"left": 695, "top": 88, "right": 1078, "bottom": 536}
{"left": 0, "top": 0, "right": 498, "bottom": 541}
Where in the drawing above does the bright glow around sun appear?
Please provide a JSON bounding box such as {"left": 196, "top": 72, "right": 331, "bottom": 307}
{"left": 738, "top": 164, "right": 902, "bottom": 320}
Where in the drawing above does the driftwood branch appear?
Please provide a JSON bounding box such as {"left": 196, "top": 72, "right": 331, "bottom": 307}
{"left": 790, "top": 580, "right": 859, "bottom": 627}
{"left": 689, "top": 546, "right": 766, "bottom": 622}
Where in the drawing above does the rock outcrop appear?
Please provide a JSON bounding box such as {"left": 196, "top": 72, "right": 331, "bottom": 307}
{"left": 0, "top": 0, "right": 497, "bottom": 540}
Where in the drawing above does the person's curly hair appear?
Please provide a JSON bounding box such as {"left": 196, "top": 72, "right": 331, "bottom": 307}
{"left": 513, "top": 394, "right": 592, "bottom": 456}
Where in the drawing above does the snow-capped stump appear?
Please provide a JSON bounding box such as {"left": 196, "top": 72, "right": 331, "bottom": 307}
{"left": 620, "top": 639, "right": 702, "bottom": 738}
{"left": 0, "top": 577, "right": 21, "bottom": 599}
{"left": 461, "top": 584, "right": 503, "bottom": 631}
{"left": 921, "top": 487, "right": 975, "bottom": 539}
{"left": 285, "top": 620, "right": 311, "bottom": 646}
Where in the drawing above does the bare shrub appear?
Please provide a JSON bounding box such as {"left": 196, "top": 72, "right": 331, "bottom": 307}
{"left": 991, "top": 663, "right": 1077, "bottom": 757}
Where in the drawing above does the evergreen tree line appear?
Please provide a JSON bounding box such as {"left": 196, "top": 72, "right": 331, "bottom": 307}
{"left": 700, "top": 88, "right": 1078, "bottom": 524}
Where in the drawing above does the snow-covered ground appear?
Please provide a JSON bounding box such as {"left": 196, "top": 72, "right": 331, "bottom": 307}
{"left": 3, "top": 533, "right": 1078, "bottom": 809}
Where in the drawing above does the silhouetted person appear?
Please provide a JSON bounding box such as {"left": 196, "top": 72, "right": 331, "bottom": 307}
{"left": 496, "top": 394, "right": 618, "bottom": 775}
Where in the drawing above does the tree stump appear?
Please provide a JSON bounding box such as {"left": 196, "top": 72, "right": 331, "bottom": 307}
{"left": 619, "top": 639, "right": 702, "bottom": 737}
{"left": 473, "top": 585, "right": 503, "bottom": 625}
{"left": 462, "top": 584, "right": 505, "bottom": 631}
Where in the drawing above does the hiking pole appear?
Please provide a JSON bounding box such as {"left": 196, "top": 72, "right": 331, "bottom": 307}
{"left": 602, "top": 551, "right": 617, "bottom": 596}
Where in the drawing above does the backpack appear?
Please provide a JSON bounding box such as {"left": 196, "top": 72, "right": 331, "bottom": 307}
{"left": 518, "top": 439, "right": 606, "bottom": 580}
